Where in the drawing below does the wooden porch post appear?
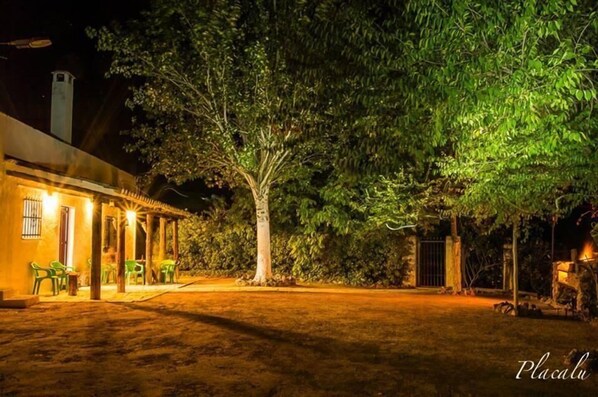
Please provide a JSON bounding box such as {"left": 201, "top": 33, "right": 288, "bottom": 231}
{"left": 145, "top": 213, "right": 154, "bottom": 284}
{"left": 173, "top": 219, "right": 180, "bottom": 281}
{"left": 116, "top": 209, "right": 126, "bottom": 293}
{"left": 159, "top": 217, "right": 167, "bottom": 261}
{"left": 173, "top": 219, "right": 179, "bottom": 261}
{"left": 90, "top": 196, "right": 103, "bottom": 300}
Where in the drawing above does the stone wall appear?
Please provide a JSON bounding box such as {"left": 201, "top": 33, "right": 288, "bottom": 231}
{"left": 405, "top": 235, "right": 418, "bottom": 287}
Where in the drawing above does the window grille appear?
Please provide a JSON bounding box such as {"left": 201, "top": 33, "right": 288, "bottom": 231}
{"left": 22, "top": 198, "right": 42, "bottom": 239}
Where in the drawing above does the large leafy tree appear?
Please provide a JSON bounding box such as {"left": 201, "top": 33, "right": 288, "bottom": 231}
{"left": 279, "top": 1, "right": 441, "bottom": 234}
{"left": 90, "top": 0, "right": 322, "bottom": 282}
{"left": 404, "top": 0, "right": 598, "bottom": 311}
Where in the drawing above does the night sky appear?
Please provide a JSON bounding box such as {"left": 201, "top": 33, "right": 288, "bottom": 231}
{"left": 0, "top": 0, "right": 210, "bottom": 212}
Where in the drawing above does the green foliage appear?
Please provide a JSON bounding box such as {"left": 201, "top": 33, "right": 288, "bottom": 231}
{"left": 89, "top": 0, "right": 339, "bottom": 279}
{"left": 281, "top": 228, "right": 411, "bottom": 286}
{"left": 403, "top": 0, "right": 598, "bottom": 224}
{"left": 364, "top": 172, "right": 444, "bottom": 232}
{"left": 518, "top": 238, "right": 553, "bottom": 296}
{"left": 178, "top": 190, "right": 412, "bottom": 286}
{"left": 461, "top": 222, "right": 505, "bottom": 288}
{"left": 91, "top": 1, "right": 598, "bottom": 289}
{"left": 89, "top": 0, "right": 320, "bottom": 192}
{"left": 290, "top": 1, "right": 440, "bottom": 176}
{"left": 460, "top": 221, "right": 556, "bottom": 294}
{"left": 178, "top": 205, "right": 255, "bottom": 274}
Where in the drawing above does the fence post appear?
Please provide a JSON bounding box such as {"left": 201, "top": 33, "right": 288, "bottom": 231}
{"left": 445, "top": 236, "right": 455, "bottom": 289}
{"left": 406, "top": 235, "right": 418, "bottom": 287}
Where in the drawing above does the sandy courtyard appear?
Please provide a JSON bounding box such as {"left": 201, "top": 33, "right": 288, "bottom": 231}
{"left": 1, "top": 287, "right": 597, "bottom": 396}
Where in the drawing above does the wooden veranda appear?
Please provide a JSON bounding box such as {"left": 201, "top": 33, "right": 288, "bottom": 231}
{"left": 89, "top": 189, "right": 187, "bottom": 300}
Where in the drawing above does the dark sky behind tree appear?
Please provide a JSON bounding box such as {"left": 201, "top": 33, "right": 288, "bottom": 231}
{"left": 0, "top": 0, "right": 211, "bottom": 212}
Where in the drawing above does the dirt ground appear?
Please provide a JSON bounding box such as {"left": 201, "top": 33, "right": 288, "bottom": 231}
{"left": 0, "top": 288, "right": 597, "bottom": 396}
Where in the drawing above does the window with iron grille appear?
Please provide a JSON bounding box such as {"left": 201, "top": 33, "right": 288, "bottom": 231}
{"left": 22, "top": 198, "right": 42, "bottom": 239}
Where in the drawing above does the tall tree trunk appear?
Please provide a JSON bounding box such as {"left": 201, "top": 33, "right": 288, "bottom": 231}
{"left": 450, "top": 215, "right": 458, "bottom": 238}
{"left": 512, "top": 221, "right": 520, "bottom": 316}
{"left": 253, "top": 193, "right": 272, "bottom": 283}
{"left": 550, "top": 214, "right": 556, "bottom": 263}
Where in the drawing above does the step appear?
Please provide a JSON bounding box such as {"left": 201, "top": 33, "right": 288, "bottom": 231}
{"left": 0, "top": 295, "right": 39, "bottom": 308}
{"left": 0, "top": 289, "right": 15, "bottom": 301}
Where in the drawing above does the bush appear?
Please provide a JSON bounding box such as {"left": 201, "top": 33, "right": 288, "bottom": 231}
{"left": 461, "top": 221, "right": 555, "bottom": 295}
{"left": 461, "top": 223, "right": 505, "bottom": 289}
{"left": 518, "top": 238, "right": 553, "bottom": 297}
{"left": 178, "top": 205, "right": 255, "bottom": 274}
{"left": 179, "top": 207, "right": 412, "bottom": 286}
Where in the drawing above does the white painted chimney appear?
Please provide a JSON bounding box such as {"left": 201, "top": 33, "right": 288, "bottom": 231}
{"left": 51, "top": 70, "right": 75, "bottom": 144}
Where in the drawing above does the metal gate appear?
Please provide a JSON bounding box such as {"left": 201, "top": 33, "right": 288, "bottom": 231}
{"left": 418, "top": 238, "right": 446, "bottom": 287}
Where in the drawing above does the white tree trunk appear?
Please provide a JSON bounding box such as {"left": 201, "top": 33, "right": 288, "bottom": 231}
{"left": 253, "top": 193, "right": 272, "bottom": 283}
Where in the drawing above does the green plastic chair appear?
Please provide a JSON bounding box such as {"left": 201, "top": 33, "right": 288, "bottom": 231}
{"left": 49, "top": 261, "right": 75, "bottom": 291}
{"left": 31, "top": 262, "right": 59, "bottom": 295}
{"left": 125, "top": 260, "right": 145, "bottom": 285}
{"left": 159, "top": 260, "right": 177, "bottom": 283}
{"left": 102, "top": 264, "right": 116, "bottom": 284}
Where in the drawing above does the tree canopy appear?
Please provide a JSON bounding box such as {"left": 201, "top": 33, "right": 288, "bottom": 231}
{"left": 89, "top": 0, "right": 328, "bottom": 281}
{"left": 402, "top": 0, "right": 598, "bottom": 224}
{"left": 397, "top": 0, "right": 597, "bottom": 310}
{"left": 91, "top": 0, "right": 598, "bottom": 294}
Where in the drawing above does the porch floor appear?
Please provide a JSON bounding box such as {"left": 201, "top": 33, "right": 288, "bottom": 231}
{"left": 39, "top": 276, "right": 200, "bottom": 303}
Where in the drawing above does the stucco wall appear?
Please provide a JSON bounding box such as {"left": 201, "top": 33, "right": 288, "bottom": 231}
{"left": 0, "top": 176, "right": 91, "bottom": 294}
{"left": 0, "top": 175, "right": 138, "bottom": 295}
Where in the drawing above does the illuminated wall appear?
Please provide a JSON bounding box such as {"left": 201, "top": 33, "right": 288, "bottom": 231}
{"left": 0, "top": 176, "right": 90, "bottom": 294}
{"left": 0, "top": 176, "right": 137, "bottom": 295}
{"left": 0, "top": 112, "right": 141, "bottom": 295}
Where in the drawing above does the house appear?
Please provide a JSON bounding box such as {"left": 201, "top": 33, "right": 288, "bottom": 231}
{"left": 0, "top": 71, "right": 187, "bottom": 304}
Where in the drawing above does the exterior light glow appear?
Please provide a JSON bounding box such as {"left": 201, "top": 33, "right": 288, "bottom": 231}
{"left": 42, "top": 191, "right": 58, "bottom": 211}
{"left": 126, "top": 210, "right": 136, "bottom": 226}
